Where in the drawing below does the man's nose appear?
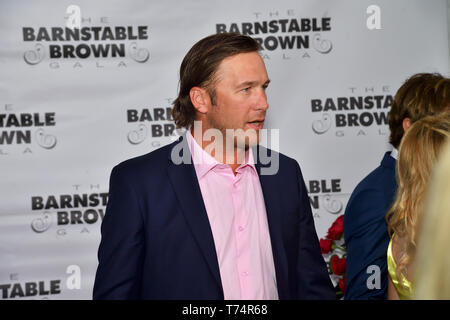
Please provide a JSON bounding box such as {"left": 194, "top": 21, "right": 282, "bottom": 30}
{"left": 256, "top": 88, "right": 269, "bottom": 111}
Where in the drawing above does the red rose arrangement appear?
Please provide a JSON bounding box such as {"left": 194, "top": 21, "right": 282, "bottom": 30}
{"left": 320, "top": 214, "right": 346, "bottom": 299}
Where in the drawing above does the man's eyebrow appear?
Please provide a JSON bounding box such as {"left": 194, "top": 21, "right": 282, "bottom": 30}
{"left": 236, "top": 79, "right": 271, "bottom": 88}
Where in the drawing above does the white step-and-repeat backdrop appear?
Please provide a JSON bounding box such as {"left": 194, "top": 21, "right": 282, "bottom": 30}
{"left": 0, "top": 0, "right": 448, "bottom": 299}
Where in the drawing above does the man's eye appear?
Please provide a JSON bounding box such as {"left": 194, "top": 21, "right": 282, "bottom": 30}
{"left": 262, "top": 85, "right": 269, "bottom": 91}
{"left": 242, "top": 87, "right": 250, "bottom": 92}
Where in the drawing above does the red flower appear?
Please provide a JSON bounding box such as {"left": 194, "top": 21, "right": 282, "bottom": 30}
{"left": 338, "top": 278, "right": 346, "bottom": 293}
{"left": 326, "top": 215, "right": 344, "bottom": 240}
{"left": 330, "top": 255, "right": 346, "bottom": 276}
{"left": 320, "top": 239, "right": 333, "bottom": 254}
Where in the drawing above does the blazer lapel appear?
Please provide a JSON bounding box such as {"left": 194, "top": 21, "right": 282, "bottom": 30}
{"left": 253, "top": 146, "right": 290, "bottom": 299}
{"left": 166, "top": 136, "right": 223, "bottom": 295}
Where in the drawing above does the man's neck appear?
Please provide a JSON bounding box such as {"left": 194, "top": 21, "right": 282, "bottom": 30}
{"left": 190, "top": 128, "right": 247, "bottom": 175}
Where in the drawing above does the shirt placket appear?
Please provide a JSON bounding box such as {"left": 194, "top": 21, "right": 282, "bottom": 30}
{"left": 232, "top": 171, "right": 251, "bottom": 299}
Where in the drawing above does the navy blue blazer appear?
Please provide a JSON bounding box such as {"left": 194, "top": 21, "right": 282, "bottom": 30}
{"left": 93, "top": 136, "right": 334, "bottom": 300}
{"left": 343, "top": 152, "right": 397, "bottom": 300}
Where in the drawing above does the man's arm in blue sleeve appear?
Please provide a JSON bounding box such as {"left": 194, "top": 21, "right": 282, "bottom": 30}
{"left": 93, "top": 165, "right": 145, "bottom": 299}
{"left": 344, "top": 188, "right": 390, "bottom": 300}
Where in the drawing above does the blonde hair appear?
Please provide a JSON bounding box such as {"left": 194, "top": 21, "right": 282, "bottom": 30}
{"left": 414, "top": 140, "right": 450, "bottom": 299}
{"left": 386, "top": 112, "right": 450, "bottom": 286}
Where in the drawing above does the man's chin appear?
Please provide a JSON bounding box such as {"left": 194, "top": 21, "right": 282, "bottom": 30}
{"left": 236, "top": 135, "right": 259, "bottom": 149}
{"left": 222, "top": 127, "right": 260, "bottom": 149}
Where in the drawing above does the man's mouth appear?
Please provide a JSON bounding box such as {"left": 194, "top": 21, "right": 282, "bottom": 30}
{"left": 247, "top": 120, "right": 264, "bottom": 130}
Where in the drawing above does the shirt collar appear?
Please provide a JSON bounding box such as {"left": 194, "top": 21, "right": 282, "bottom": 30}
{"left": 186, "top": 130, "right": 257, "bottom": 179}
{"left": 390, "top": 147, "right": 398, "bottom": 160}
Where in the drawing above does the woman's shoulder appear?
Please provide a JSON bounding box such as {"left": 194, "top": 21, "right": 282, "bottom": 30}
{"left": 387, "top": 234, "right": 414, "bottom": 299}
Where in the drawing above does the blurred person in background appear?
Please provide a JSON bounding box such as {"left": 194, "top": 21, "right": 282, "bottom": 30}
{"left": 414, "top": 139, "right": 450, "bottom": 299}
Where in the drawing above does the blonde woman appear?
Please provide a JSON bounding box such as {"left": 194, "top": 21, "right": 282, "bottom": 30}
{"left": 386, "top": 112, "right": 450, "bottom": 300}
{"left": 414, "top": 140, "right": 450, "bottom": 299}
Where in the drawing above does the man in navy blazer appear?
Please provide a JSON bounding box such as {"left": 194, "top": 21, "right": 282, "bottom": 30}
{"left": 344, "top": 151, "right": 396, "bottom": 299}
{"left": 93, "top": 33, "right": 334, "bottom": 300}
{"left": 344, "top": 73, "right": 449, "bottom": 299}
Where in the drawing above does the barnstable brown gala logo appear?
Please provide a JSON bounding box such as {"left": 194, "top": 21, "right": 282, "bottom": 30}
{"left": 22, "top": 26, "right": 150, "bottom": 65}
{"left": 0, "top": 112, "right": 57, "bottom": 151}
{"left": 217, "top": 15, "right": 333, "bottom": 54}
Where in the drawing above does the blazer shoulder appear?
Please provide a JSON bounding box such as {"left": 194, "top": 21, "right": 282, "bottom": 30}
{"left": 112, "top": 140, "right": 177, "bottom": 177}
{"left": 256, "top": 146, "right": 299, "bottom": 169}
{"left": 350, "top": 156, "right": 396, "bottom": 199}
{"left": 344, "top": 160, "right": 396, "bottom": 235}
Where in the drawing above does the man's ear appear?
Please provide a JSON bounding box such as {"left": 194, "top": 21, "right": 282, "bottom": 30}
{"left": 189, "top": 87, "right": 210, "bottom": 114}
{"left": 402, "top": 117, "right": 411, "bottom": 132}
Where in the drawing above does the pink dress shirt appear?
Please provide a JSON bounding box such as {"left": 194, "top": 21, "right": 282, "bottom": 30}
{"left": 186, "top": 130, "right": 279, "bottom": 300}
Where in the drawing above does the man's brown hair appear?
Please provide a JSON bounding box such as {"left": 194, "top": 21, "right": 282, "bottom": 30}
{"left": 388, "top": 73, "right": 450, "bottom": 148}
{"left": 172, "top": 33, "right": 261, "bottom": 129}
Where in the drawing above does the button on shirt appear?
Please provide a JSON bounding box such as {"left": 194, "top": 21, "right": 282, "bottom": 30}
{"left": 186, "top": 131, "right": 279, "bottom": 300}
